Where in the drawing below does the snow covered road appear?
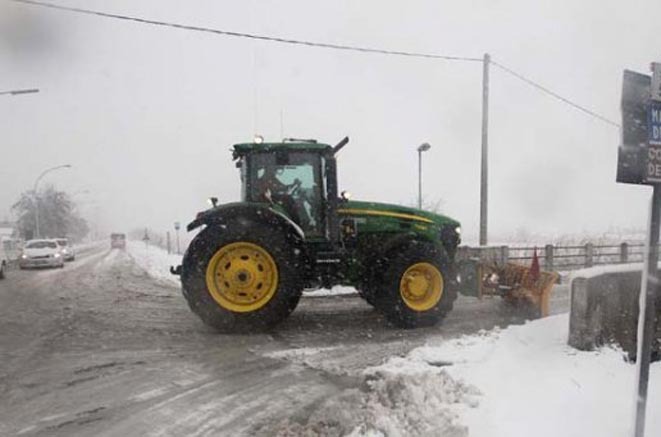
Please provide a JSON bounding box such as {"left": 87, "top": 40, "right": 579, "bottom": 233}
{"left": 0, "top": 242, "right": 576, "bottom": 436}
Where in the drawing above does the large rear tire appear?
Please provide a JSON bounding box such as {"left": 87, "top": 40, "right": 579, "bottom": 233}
{"left": 374, "top": 243, "right": 457, "bottom": 328}
{"left": 181, "top": 222, "right": 303, "bottom": 332}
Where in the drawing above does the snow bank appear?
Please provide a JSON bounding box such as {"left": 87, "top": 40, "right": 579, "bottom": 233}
{"left": 270, "top": 316, "right": 659, "bottom": 436}
{"left": 126, "top": 241, "right": 182, "bottom": 286}
{"left": 373, "top": 314, "right": 660, "bottom": 437}
{"left": 272, "top": 365, "right": 473, "bottom": 437}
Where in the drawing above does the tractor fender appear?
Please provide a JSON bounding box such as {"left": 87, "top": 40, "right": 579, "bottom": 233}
{"left": 186, "top": 202, "right": 305, "bottom": 244}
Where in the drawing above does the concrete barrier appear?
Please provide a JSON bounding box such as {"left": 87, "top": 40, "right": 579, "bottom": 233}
{"left": 569, "top": 265, "right": 661, "bottom": 361}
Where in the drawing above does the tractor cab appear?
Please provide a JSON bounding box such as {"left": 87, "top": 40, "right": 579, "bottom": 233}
{"left": 233, "top": 138, "right": 347, "bottom": 241}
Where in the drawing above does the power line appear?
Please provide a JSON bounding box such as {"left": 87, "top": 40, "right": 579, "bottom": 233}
{"left": 10, "top": 0, "right": 620, "bottom": 128}
{"left": 491, "top": 60, "right": 620, "bottom": 128}
{"left": 9, "top": 0, "right": 482, "bottom": 62}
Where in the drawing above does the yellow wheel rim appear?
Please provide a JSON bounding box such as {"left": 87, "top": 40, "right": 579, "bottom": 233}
{"left": 205, "top": 242, "right": 279, "bottom": 313}
{"left": 399, "top": 262, "right": 444, "bottom": 312}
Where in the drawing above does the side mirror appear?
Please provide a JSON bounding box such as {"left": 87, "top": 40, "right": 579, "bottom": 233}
{"left": 208, "top": 197, "right": 219, "bottom": 208}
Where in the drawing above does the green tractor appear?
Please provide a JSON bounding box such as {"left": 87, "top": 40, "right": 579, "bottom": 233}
{"left": 173, "top": 137, "right": 462, "bottom": 331}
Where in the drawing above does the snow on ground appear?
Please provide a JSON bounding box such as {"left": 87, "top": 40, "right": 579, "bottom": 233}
{"left": 268, "top": 315, "right": 660, "bottom": 436}
{"left": 369, "top": 314, "right": 660, "bottom": 437}
{"left": 304, "top": 286, "right": 357, "bottom": 297}
{"left": 126, "top": 241, "right": 182, "bottom": 286}
{"left": 271, "top": 361, "right": 474, "bottom": 437}
{"left": 127, "top": 240, "right": 660, "bottom": 436}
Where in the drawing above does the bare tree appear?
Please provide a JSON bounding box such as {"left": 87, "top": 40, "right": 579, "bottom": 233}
{"left": 12, "top": 185, "right": 89, "bottom": 241}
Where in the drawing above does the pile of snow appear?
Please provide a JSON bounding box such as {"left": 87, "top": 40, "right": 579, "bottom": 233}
{"left": 272, "top": 367, "right": 473, "bottom": 437}
{"left": 269, "top": 315, "right": 660, "bottom": 436}
{"left": 371, "top": 314, "right": 660, "bottom": 437}
{"left": 127, "top": 241, "right": 182, "bottom": 286}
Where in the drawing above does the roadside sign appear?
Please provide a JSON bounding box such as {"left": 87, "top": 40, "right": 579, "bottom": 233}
{"left": 621, "top": 70, "right": 651, "bottom": 147}
{"left": 645, "top": 145, "right": 661, "bottom": 183}
{"left": 174, "top": 221, "right": 181, "bottom": 231}
{"left": 618, "top": 70, "right": 651, "bottom": 185}
{"left": 651, "top": 62, "right": 661, "bottom": 101}
{"left": 644, "top": 102, "right": 661, "bottom": 184}
{"left": 649, "top": 101, "right": 661, "bottom": 145}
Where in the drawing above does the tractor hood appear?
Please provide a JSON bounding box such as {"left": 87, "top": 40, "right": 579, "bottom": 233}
{"left": 338, "top": 200, "right": 460, "bottom": 229}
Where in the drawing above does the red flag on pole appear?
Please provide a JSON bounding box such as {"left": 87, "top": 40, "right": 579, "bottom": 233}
{"left": 530, "top": 247, "right": 541, "bottom": 282}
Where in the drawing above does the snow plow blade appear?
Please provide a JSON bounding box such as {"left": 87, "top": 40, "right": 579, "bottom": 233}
{"left": 457, "top": 247, "right": 559, "bottom": 318}
{"left": 481, "top": 263, "right": 559, "bottom": 318}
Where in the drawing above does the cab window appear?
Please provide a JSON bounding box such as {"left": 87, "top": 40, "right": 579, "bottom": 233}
{"left": 248, "top": 151, "right": 324, "bottom": 235}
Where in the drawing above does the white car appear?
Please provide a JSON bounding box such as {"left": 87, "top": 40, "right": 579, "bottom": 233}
{"left": 55, "top": 238, "right": 76, "bottom": 261}
{"left": 19, "top": 239, "right": 65, "bottom": 269}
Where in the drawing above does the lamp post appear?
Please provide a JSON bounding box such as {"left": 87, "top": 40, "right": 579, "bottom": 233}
{"left": 0, "top": 88, "right": 39, "bottom": 96}
{"left": 417, "top": 143, "right": 431, "bottom": 209}
{"left": 33, "top": 164, "right": 72, "bottom": 238}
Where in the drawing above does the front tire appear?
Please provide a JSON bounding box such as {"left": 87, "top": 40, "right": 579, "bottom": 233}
{"left": 0, "top": 262, "right": 5, "bottom": 279}
{"left": 374, "top": 243, "right": 457, "bottom": 328}
{"left": 181, "top": 222, "right": 303, "bottom": 332}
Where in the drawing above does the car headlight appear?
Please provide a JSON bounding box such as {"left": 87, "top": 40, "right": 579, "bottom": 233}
{"left": 54, "top": 253, "right": 61, "bottom": 258}
{"left": 455, "top": 226, "right": 461, "bottom": 235}
{"left": 21, "top": 254, "right": 27, "bottom": 259}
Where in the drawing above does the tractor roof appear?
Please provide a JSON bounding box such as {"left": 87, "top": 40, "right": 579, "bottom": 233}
{"left": 232, "top": 141, "right": 332, "bottom": 157}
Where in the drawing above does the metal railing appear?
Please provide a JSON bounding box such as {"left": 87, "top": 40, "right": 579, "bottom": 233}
{"left": 507, "top": 242, "right": 651, "bottom": 272}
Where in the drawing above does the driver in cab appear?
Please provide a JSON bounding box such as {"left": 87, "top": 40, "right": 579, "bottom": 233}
{"left": 255, "top": 165, "right": 303, "bottom": 226}
{"left": 255, "top": 165, "right": 288, "bottom": 200}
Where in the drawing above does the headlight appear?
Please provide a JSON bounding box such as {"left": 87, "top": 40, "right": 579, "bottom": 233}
{"left": 54, "top": 253, "right": 61, "bottom": 258}
{"left": 21, "top": 254, "right": 27, "bottom": 259}
{"left": 455, "top": 226, "right": 461, "bottom": 235}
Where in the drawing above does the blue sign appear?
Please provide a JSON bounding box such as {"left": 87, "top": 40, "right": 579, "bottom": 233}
{"left": 649, "top": 102, "right": 661, "bottom": 145}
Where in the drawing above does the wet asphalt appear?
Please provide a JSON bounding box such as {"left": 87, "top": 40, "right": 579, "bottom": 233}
{"left": 0, "top": 244, "right": 569, "bottom": 436}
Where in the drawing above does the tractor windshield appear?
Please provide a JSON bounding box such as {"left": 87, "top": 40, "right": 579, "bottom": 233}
{"left": 247, "top": 151, "right": 324, "bottom": 235}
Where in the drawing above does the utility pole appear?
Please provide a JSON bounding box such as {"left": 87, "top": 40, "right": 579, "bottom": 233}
{"left": 480, "top": 53, "right": 490, "bottom": 246}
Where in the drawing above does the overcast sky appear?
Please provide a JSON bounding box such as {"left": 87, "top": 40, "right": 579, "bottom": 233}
{"left": 1, "top": 0, "right": 660, "bottom": 244}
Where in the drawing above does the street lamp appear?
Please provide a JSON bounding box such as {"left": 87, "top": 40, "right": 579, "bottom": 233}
{"left": 0, "top": 88, "right": 39, "bottom": 96}
{"left": 33, "top": 164, "right": 72, "bottom": 238}
{"left": 417, "top": 143, "right": 431, "bottom": 209}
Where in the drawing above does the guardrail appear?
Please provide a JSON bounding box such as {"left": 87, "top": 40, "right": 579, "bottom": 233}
{"left": 506, "top": 242, "right": 651, "bottom": 272}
